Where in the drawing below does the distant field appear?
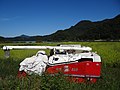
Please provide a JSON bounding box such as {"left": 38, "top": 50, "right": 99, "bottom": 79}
{"left": 0, "top": 42, "right": 120, "bottom": 90}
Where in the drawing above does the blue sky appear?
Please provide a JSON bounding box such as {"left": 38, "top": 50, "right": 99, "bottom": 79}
{"left": 0, "top": 0, "right": 120, "bottom": 37}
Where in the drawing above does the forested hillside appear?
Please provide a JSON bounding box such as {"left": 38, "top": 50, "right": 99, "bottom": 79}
{"left": 42, "top": 14, "right": 120, "bottom": 41}
{"left": 0, "top": 14, "right": 120, "bottom": 42}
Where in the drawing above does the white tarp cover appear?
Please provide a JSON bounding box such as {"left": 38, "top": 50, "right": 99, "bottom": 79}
{"left": 19, "top": 51, "right": 48, "bottom": 76}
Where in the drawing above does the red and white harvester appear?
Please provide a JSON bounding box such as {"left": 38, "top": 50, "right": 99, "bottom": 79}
{"left": 3, "top": 44, "right": 101, "bottom": 83}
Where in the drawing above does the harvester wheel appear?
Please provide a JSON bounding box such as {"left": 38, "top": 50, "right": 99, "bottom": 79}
{"left": 89, "top": 78, "right": 97, "bottom": 83}
{"left": 85, "top": 77, "right": 97, "bottom": 83}
{"left": 67, "top": 77, "right": 97, "bottom": 83}
{"left": 67, "top": 77, "right": 85, "bottom": 83}
{"left": 17, "top": 71, "right": 27, "bottom": 78}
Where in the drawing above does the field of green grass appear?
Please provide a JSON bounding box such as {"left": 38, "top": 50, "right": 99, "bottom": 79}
{"left": 0, "top": 42, "right": 120, "bottom": 90}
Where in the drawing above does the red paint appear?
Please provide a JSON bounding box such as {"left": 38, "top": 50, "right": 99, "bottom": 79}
{"left": 17, "top": 71, "right": 27, "bottom": 78}
{"left": 17, "top": 61, "right": 101, "bottom": 83}
{"left": 46, "top": 61, "right": 101, "bottom": 83}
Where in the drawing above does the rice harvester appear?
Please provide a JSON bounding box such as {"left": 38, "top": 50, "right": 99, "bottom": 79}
{"left": 3, "top": 44, "right": 101, "bottom": 83}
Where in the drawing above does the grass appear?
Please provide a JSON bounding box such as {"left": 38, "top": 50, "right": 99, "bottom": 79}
{"left": 0, "top": 42, "right": 120, "bottom": 90}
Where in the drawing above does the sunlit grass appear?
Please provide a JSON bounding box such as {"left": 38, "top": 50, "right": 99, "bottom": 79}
{"left": 0, "top": 42, "right": 120, "bottom": 90}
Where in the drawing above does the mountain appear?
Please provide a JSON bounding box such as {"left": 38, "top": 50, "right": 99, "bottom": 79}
{"left": 0, "top": 14, "right": 120, "bottom": 42}
{"left": 16, "top": 34, "right": 30, "bottom": 38}
{"left": 42, "top": 14, "right": 120, "bottom": 41}
{"left": 4, "top": 35, "right": 42, "bottom": 42}
{"left": 0, "top": 36, "right": 5, "bottom": 43}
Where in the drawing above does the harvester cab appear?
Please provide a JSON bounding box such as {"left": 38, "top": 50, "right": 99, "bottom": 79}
{"left": 3, "top": 44, "right": 101, "bottom": 83}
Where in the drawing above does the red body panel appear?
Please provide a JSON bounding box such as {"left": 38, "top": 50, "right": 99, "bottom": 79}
{"left": 17, "top": 61, "right": 101, "bottom": 83}
{"left": 46, "top": 61, "right": 101, "bottom": 78}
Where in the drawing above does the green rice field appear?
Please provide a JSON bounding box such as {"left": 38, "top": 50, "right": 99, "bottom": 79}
{"left": 0, "top": 42, "right": 120, "bottom": 90}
